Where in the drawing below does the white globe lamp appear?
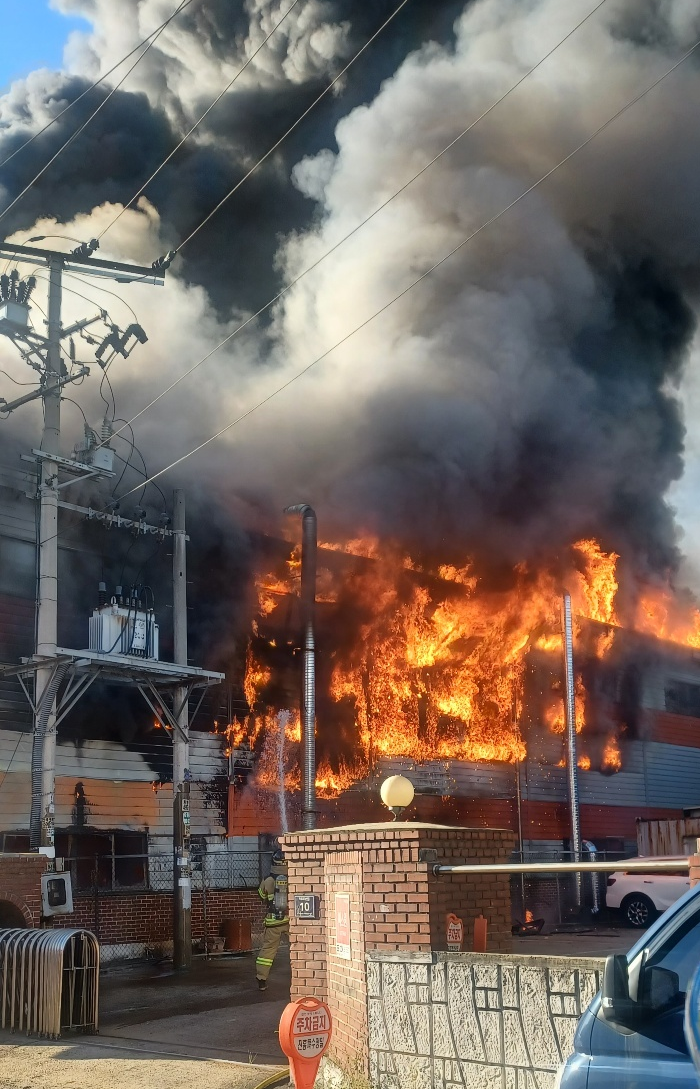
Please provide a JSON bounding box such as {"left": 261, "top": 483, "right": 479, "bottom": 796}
{"left": 380, "top": 775, "right": 415, "bottom": 820}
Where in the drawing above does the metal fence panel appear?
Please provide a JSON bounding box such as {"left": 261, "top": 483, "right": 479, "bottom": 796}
{"left": 0, "top": 928, "right": 99, "bottom": 1037}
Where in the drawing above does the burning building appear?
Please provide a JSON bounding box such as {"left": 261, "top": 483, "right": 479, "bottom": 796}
{"left": 224, "top": 533, "right": 700, "bottom": 856}
{"left": 3, "top": 0, "right": 700, "bottom": 873}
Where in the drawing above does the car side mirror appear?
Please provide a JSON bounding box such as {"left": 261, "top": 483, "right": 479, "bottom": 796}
{"left": 602, "top": 954, "right": 639, "bottom": 1028}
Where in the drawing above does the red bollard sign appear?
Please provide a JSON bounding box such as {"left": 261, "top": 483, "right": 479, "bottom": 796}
{"left": 446, "top": 913, "right": 464, "bottom": 951}
{"left": 279, "top": 997, "right": 332, "bottom": 1089}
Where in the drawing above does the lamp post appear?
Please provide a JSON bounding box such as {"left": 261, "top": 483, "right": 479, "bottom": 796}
{"left": 380, "top": 775, "right": 415, "bottom": 820}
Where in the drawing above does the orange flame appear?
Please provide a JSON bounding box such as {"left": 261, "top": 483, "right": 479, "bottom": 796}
{"left": 602, "top": 734, "right": 622, "bottom": 773}
{"left": 573, "top": 539, "right": 619, "bottom": 625}
{"left": 241, "top": 534, "right": 700, "bottom": 795}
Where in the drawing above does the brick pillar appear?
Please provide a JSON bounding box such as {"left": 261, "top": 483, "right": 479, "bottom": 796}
{"left": 690, "top": 843, "right": 700, "bottom": 887}
{"left": 0, "top": 854, "right": 46, "bottom": 926}
{"left": 281, "top": 821, "right": 513, "bottom": 1079}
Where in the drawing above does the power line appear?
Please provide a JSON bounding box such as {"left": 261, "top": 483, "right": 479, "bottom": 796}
{"left": 0, "top": 0, "right": 197, "bottom": 176}
{"left": 104, "top": 0, "right": 610, "bottom": 443}
{"left": 173, "top": 0, "right": 413, "bottom": 254}
{"left": 98, "top": 0, "right": 303, "bottom": 241}
{"left": 0, "top": 729, "right": 28, "bottom": 793}
{"left": 0, "top": 0, "right": 192, "bottom": 227}
{"left": 64, "top": 271, "right": 138, "bottom": 324}
{"left": 120, "top": 31, "right": 700, "bottom": 498}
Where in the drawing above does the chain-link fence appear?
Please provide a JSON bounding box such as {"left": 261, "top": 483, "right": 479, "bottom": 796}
{"left": 509, "top": 848, "right": 630, "bottom": 928}
{"left": 66, "top": 849, "right": 269, "bottom": 893}
{"left": 66, "top": 847, "right": 272, "bottom": 964}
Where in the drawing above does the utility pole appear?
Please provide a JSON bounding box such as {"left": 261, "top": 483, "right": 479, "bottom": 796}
{"left": 34, "top": 257, "right": 62, "bottom": 850}
{"left": 172, "top": 490, "right": 191, "bottom": 969}
{"left": 0, "top": 239, "right": 167, "bottom": 852}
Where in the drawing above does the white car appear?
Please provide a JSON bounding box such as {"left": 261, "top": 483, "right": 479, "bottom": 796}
{"left": 605, "top": 857, "right": 690, "bottom": 927}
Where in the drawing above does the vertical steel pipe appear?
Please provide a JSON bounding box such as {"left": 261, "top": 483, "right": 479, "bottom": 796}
{"left": 562, "top": 592, "right": 582, "bottom": 908}
{"left": 284, "top": 504, "right": 317, "bottom": 830}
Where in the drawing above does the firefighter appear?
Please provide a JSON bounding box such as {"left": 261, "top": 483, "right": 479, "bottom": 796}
{"left": 255, "top": 848, "right": 289, "bottom": 990}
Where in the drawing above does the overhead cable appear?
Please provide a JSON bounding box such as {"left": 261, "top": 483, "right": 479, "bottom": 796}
{"left": 0, "top": 0, "right": 197, "bottom": 175}
{"left": 98, "top": 0, "right": 303, "bottom": 241}
{"left": 172, "top": 0, "right": 413, "bottom": 254}
{"left": 120, "top": 32, "right": 700, "bottom": 497}
{"left": 0, "top": 0, "right": 192, "bottom": 227}
{"left": 105, "top": 0, "right": 610, "bottom": 441}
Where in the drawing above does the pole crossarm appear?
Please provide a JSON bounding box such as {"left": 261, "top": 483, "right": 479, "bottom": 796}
{"left": 54, "top": 499, "right": 187, "bottom": 537}
{"left": 0, "top": 242, "right": 165, "bottom": 286}
{"left": 0, "top": 369, "right": 91, "bottom": 415}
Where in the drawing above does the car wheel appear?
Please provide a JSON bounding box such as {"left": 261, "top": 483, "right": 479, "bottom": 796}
{"left": 621, "top": 893, "right": 656, "bottom": 929}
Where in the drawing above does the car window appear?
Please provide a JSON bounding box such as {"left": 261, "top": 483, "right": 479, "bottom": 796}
{"left": 646, "top": 909, "right": 700, "bottom": 993}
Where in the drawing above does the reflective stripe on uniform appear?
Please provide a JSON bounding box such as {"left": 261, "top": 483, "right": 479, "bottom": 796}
{"left": 256, "top": 958, "right": 274, "bottom": 965}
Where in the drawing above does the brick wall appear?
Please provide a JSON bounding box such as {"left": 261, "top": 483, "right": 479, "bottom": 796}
{"left": 690, "top": 851, "right": 700, "bottom": 888}
{"left": 427, "top": 829, "right": 512, "bottom": 952}
{"left": 325, "top": 851, "right": 367, "bottom": 1077}
{"left": 281, "top": 822, "right": 514, "bottom": 1079}
{"left": 52, "top": 888, "right": 261, "bottom": 947}
{"left": 0, "top": 853, "right": 45, "bottom": 925}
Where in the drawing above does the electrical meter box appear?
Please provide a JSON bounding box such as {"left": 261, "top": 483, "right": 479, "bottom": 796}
{"left": 89, "top": 604, "right": 159, "bottom": 659}
{"left": 41, "top": 871, "right": 73, "bottom": 916}
{"left": 0, "top": 301, "right": 29, "bottom": 328}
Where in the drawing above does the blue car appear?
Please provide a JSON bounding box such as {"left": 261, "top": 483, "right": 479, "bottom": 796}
{"left": 558, "top": 882, "right": 700, "bottom": 1087}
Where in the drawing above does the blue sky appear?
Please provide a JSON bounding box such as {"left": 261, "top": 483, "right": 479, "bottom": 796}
{"left": 0, "top": 1, "right": 89, "bottom": 91}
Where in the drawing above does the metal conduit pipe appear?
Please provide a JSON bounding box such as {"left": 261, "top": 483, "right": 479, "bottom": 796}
{"left": 284, "top": 504, "right": 317, "bottom": 830}
{"left": 432, "top": 858, "right": 691, "bottom": 876}
{"left": 562, "top": 592, "right": 582, "bottom": 908}
{"left": 583, "top": 840, "right": 601, "bottom": 914}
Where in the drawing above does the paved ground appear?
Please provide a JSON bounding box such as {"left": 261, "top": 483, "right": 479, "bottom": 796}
{"left": 0, "top": 926, "right": 640, "bottom": 1088}
{"left": 513, "top": 928, "right": 637, "bottom": 958}
{"left": 0, "top": 950, "right": 291, "bottom": 1089}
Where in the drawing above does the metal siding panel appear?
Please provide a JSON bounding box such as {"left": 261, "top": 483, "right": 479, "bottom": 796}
{"left": 578, "top": 771, "right": 646, "bottom": 807}
{"left": 645, "top": 742, "right": 700, "bottom": 808}
{"left": 0, "top": 771, "right": 31, "bottom": 829}
{"left": 379, "top": 756, "right": 515, "bottom": 798}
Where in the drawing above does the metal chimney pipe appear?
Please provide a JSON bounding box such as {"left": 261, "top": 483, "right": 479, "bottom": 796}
{"left": 562, "top": 592, "right": 582, "bottom": 908}
{"left": 284, "top": 504, "right": 317, "bottom": 830}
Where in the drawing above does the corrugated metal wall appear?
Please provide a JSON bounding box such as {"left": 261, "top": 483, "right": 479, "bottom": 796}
{"left": 379, "top": 735, "right": 700, "bottom": 817}
{"left": 0, "top": 467, "right": 37, "bottom": 736}
{"left": 0, "top": 729, "right": 227, "bottom": 836}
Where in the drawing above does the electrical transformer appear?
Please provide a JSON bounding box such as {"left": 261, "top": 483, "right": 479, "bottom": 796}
{"left": 89, "top": 586, "right": 159, "bottom": 659}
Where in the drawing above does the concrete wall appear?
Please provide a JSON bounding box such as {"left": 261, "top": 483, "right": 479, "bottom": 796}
{"left": 366, "top": 950, "right": 602, "bottom": 1089}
